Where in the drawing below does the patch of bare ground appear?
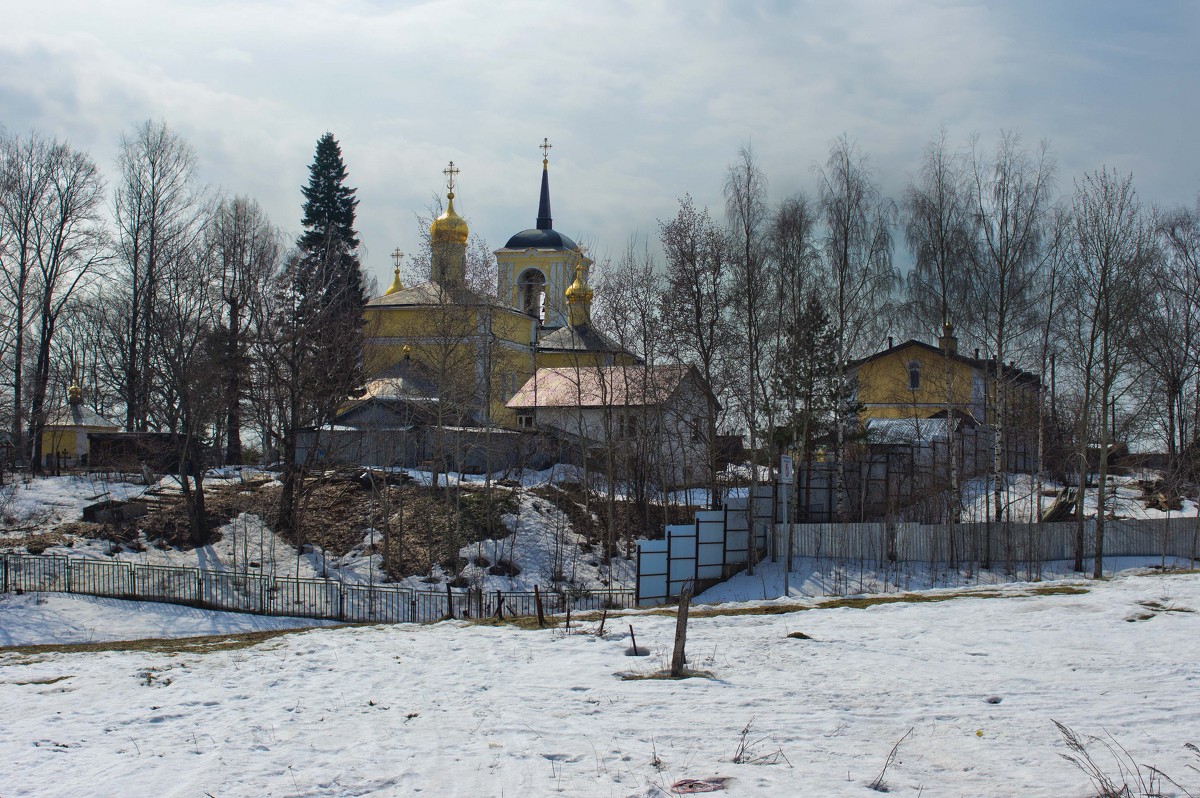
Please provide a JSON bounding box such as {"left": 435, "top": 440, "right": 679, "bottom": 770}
{"left": 0, "top": 626, "right": 332, "bottom": 660}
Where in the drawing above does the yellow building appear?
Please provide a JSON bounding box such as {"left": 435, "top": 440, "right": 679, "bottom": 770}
{"left": 851, "top": 326, "right": 1040, "bottom": 424}
{"left": 40, "top": 384, "right": 120, "bottom": 468}
{"left": 358, "top": 148, "right": 637, "bottom": 431}
{"left": 849, "top": 325, "right": 1042, "bottom": 471}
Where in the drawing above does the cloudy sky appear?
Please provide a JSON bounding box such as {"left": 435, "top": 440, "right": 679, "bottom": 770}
{"left": 4, "top": 1, "right": 1197, "bottom": 290}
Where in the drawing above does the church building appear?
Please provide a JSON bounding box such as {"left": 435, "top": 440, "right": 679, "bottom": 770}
{"left": 353, "top": 143, "right": 638, "bottom": 435}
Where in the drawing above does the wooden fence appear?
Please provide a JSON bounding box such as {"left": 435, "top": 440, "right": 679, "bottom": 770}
{"left": 0, "top": 554, "right": 634, "bottom": 624}
{"left": 775, "top": 517, "right": 1200, "bottom": 570}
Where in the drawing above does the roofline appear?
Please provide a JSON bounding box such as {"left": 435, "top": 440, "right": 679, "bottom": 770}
{"left": 848, "top": 339, "right": 1042, "bottom": 385}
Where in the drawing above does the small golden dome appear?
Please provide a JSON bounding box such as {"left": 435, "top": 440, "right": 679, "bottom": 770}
{"left": 68, "top": 384, "right": 82, "bottom": 402}
{"left": 565, "top": 264, "right": 593, "bottom": 305}
{"left": 430, "top": 192, "right": 469, "bottom": 246}
{"left": 384, "top": 267, "right": 404, "bottom": 296}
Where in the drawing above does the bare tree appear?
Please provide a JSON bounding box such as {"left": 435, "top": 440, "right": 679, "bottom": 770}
{"left": 208, "top": 196, "right": 282, "bottom": 464}
{"left": 659, "top": 194, "right": 734, "bottom": 508}
{"left": 153, "top": 228, "right": 223, "bottom": 545}
{"left": 968, "top": 132, "right": 1056, "bottom": 528}
{"left": 20, "top": 140, "right": 108, "bottom": 472}
{"left": 816, "top": 135, "right": 898, "bottom": 521}
{"left": 1067, "top": 168, "right": 1154, "bottom": 578}
{"left": 112, "top": 120, "right": 204, "bottom": 432}
{"left": 903, "top": 129, "right": 976, "bottom": 523}
{"left": 0, "top": 132, "right": 57, "bottom": 461}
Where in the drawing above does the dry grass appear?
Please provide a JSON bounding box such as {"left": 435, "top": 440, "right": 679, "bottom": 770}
{"left": 0, "top": 625, "right": 331, "bottom": 660}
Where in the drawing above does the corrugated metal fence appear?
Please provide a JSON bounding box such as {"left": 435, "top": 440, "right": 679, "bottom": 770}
{"left": 0, "top": 554, "right": 634, "bottom": 624}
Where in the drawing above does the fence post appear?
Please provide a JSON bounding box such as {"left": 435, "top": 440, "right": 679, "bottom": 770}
{"left": 445, "top": 583, "right": 454, "bottom": 619}
{"left": 338, "top": 585, "right": 345, "bottom": 622}
{"left": 65, "top": 558, "right": 72, "bottom": 594}
{"left": 533, "top": 584, "right": 545, "bottom": 627}
{"left": 197, "top": 571, "right": 204, "bottom": 605}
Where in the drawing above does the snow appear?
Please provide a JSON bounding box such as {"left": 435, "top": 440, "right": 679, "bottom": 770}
{"left": 0, "top": 592, "right": 337, "bottom": 647}
{"left": 2, "top": 471, "right": 637, "bottom": 595}
{"left": 961, "top": 472, "right": 1199, "bottom": 523}
{"left": 2, "top": 568, "right": 1198, "bottom": 796}
{"left": 0, "top": 473, "right": 149, "bottom": 529}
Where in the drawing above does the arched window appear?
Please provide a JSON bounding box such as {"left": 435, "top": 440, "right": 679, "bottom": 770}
{"left": 518, "top": 268, "right": 547, "bottom": 319}
{"left": 908, "top": 361, "right": 921, "bottom": 391}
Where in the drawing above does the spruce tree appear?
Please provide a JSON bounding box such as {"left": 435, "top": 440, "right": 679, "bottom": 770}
{"left": 294, "top": 131, "right": 367, "bottom": 420}
{"left": 276, "top": 132, "right": 367, "bottom": 535}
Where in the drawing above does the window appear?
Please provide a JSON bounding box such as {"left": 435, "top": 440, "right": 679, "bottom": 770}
{"left": 908, "top": 361, "right": 921, "bottom": 391}
{"left": 517, "top": 413, "right": 535, "bottom": 430}
{"left": 517, "top": 269, "right": 547, "bottom": 319}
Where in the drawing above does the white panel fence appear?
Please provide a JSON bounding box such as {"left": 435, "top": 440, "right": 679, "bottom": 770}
{"left": 636, "top": 502, "right": 1199, "bottom": 606}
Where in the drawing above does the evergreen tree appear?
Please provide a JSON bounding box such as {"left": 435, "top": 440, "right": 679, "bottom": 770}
{"left": 276, "top": 132, "right": 367, "bottom": 535}
{"left": 293, "top": 132, "right": 367, "bottom": 421}
{"left": 775, "top": 291, "right": 840, "bottom": 519}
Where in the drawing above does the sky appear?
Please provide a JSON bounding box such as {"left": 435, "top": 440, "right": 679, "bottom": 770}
{"left": 3, "top": 1, "right": 1198, "bottom": 291}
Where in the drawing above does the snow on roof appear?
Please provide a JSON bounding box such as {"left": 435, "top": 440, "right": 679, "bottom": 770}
{"left": 865, "top": 416, "right": 950, "bottom": 445}
{"left": 506, "top": 365, "right": 693, "bottom": 409}
{"left": 42, "top": 404, "right": 120, "bottom": 430}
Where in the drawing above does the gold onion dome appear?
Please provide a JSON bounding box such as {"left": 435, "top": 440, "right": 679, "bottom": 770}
{"left": 384, "top": 267, "right": 404, "bottom": 295}
{"left": 430, "top": 192, "right": 469, "bottom": 245}
{"left": 565, "top": 264, "right": 593, "bottom": 305}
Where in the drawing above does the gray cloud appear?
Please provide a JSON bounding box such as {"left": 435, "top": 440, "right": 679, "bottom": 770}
{"left": 2, "top": 1, "right": 1197, "bottom": 289}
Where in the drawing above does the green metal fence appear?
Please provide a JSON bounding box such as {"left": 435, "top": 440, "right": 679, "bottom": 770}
{"left": 0, "top": 554, "right": 635, "bottom": 625}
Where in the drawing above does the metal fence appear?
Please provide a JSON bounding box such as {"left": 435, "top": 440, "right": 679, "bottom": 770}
{"left": 0, "top": 554, "right": 635, "bottom": 625}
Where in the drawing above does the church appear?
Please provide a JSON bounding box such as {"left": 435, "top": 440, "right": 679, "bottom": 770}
{"left": 357, "top": 143, "right": 638, "bottom": 429}
{"left": 301, "top": 143, "right": 712, "bottom": 483}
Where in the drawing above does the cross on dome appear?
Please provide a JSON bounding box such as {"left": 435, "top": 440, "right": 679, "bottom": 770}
{"left": 443, "top": 161, "right": 460, "bottom": 195}
{"left": 540, "top": 137, "right": 552, "bottom": 164}
{"left": 391, "top": 248, "right": 404, "bottom": 268}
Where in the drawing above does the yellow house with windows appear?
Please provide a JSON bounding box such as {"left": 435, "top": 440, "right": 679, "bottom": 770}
{"left": 357, "top": 148, "right": 637, "bottom": 432}
{"left": 848, "top": 325, "right": 1042, "bottom": 472}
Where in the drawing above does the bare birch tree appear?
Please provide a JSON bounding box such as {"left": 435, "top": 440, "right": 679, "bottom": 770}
{"left": 816, "top": 135, "right": 898, "bottom": 521}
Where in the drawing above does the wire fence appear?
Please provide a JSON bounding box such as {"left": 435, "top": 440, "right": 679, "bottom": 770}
{"left": 0, "top": 554, "right": 635, "bottom": 625}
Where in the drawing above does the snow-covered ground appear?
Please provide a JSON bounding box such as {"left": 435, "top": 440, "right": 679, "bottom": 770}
{"left": 1, "top": 470, "right": 638, "bottom": 593}
{"left": 0, "top": 592, "right": 337, "bottom": 647}
{"left": 1, "top": 568, "right": 1197, "bottom": 796}
{"left": 961, "top": 472, "right": 1199, "bottom": 523}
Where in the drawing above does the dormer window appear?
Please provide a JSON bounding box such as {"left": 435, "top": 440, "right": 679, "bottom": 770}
{"left": 908, "top": 361, "right": 921, "bottom": 391}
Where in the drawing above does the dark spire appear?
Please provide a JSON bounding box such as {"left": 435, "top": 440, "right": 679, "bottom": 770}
{"left": 536, "top": 137, "right": 553, "bottom": 230}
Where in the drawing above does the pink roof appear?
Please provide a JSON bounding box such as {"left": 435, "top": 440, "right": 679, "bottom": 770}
{"left": 506, "top": 366, "right": 695, "bottom": 409}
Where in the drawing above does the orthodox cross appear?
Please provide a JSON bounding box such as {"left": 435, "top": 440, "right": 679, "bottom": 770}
{"left": 443, "top": 161, "right": 459, "bottom": 194}
{"left": 540, "top": 137, "right": 552, "bottom": 163}
{"left": 391, "top": 248, "right": 404, "bottom": 269}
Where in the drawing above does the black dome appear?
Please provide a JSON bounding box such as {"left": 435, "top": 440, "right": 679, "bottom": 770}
{"left": 503, "top": 228, "right": 578, "bottom": 250}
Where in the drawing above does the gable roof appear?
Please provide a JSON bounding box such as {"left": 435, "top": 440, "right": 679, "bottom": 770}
{"left": 507, "top": 365, "right": 706, "bottom": 409}
{"left": 536, "top": 322, "right": 630, "bottom": 355}
{"left": 43, "top": 404, "right": 120, "bottom": 429}
{"left": 849, "top": 339, "right": 1041, "bottom": 386}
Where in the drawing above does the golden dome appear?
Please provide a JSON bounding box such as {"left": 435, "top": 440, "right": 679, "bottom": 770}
{"left": 565, "top": 264, "right": 593, "bottom": 305}
{"left": 430, "top": 192, "right": 469, "bottom": 246}
{"left": 384, "top": 267, "right": 404, "bottom": 296}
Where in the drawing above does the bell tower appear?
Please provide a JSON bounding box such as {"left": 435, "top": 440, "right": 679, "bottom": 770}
{"left": 495, "top": 139, "right": 588, "bottom": 327}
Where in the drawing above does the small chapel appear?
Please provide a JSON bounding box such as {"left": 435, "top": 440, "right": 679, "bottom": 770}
{"left": 354, "top": 142, "right": 637, "bottom": 433}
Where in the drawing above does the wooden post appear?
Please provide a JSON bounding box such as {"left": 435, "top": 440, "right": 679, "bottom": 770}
{"left": 671, "top": 584, "right": 692, "bottom": 677}
{"left": 628, "top": 623, "right": 640, "bottom": 656}
{"left": 598, "top": 608, "right": 607, "bottom": 637}
{"left": 533, "top": 584, "right": 546, "bottom": 628}
{"left": 495, "top": 589, "right": 504, "bottom": 620}
{"left": 445, "top": 583, "right": 453, "bottom": 619}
